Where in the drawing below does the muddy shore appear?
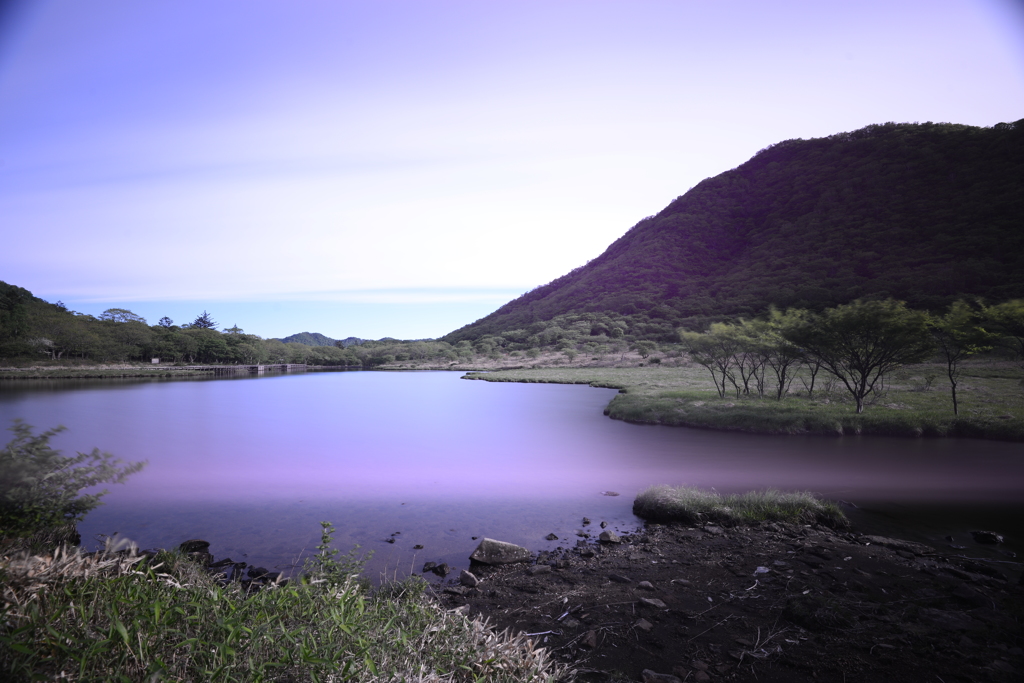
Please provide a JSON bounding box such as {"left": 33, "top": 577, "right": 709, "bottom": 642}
{"left": 435, "top": 521, "right": 1023, "bottom": 683}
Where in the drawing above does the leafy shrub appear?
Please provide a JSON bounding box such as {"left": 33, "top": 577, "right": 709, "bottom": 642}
{"left": 0, "top": 421, "right": 146, "bottom": 538}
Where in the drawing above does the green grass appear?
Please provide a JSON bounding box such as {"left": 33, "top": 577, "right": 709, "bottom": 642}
{"left": 0, "top": 541, "right": 568, "bottom": 682}
{"left": 632, "top": 486, "right": 848, "bottom": 528}
{"left": 464, "top": 359, "right": 1024, "bottom": 441}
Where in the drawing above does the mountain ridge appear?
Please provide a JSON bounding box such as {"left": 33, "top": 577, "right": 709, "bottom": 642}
{"left": 444, "top": 120, "right": 1024, "bottom": 343}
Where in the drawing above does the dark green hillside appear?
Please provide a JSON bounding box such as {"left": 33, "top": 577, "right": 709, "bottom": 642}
{"left": 445, "top": 120, "right": 1024, "bottom": 343}
{"left": 278, "top": 332, "right": 338, "bottom": 346}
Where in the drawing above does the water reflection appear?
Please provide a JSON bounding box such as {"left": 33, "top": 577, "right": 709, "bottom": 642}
{"left": 1, "top": 371, "right": 1021, "bottom": 578}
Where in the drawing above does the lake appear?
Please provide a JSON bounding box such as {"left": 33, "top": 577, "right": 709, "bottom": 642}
{"left": 1, "top": 370, "right": 1021, "bottom": 579}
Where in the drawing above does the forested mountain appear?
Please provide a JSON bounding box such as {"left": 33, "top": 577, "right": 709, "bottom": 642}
{"left": 276, "top": 332, "right": 365, "bottom": 347}
{"left": 445, "top": 120, "right": 1024, "bottom": 343}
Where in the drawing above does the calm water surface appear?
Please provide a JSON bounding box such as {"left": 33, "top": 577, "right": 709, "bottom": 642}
{"left": 1, "top": 371, "right": 1021, "bottom": 578}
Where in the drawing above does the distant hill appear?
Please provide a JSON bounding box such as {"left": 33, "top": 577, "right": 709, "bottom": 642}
{"left": 445, "top": 120, "right": 1024, "bottom": 343}
{"left": 277, "top": 332, "right": 364, "bottom": 347}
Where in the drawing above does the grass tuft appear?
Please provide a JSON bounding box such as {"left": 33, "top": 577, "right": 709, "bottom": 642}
{"left": 633, "top": 485, "right": 849, "bottom": 529}
{"left": 0, "top": 538, "right": 570, "bottom": 682}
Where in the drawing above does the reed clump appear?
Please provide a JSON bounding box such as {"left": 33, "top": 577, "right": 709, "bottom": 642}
{"left": 633, "top": 485, "right": 848, "bottom": 529}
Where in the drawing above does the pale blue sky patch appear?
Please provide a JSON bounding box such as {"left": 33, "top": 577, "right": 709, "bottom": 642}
{"left": 2, "top": 0, "right": 1022, "bottom": 339}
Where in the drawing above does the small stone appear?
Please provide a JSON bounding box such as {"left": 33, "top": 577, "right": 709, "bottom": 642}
{"left": 563, "top": 617, "right": 580, "bottom": 628}
{"left": 385, "top": 538, "right": 395, "bottom": 543}
{"left": 459, "top": 570, "right": 480, "bottom": 587}
{"left": 469, "top": 538, "right": 532, "bottom": 565}
{"left": 579, "top": 548, "right": 596, "bottom": 558}
{"left": 422, "top": 561, "right": 437, "bottom": 573}
{"left": 581, "top": 630, "right": 599, "bottom": 648}
{"left": 641, "top": 669, "right": 680, "bottom": 683}
{"left": 970, "top": 530, "right": 1004, "bottom": 544}
{"left": 637, "top": 580, "right": 655, "bottom": 590}
{"left": 528, "top": 564, "right": 552, "bottom": 576}
{"left": 582, "top": 517, "right": 591, "bottom": 525}
{"left": 694, "top": 672, "right": 710, "bottom": 683}
{"left": 443, "top": 586, "right": 465, "bottom": 596}
{"left": 635, "top": 618, "right": 654, "bottom": 632}
{"left": 704, "top": 526, "right": 724, "bottom": 535}
{"left": 691, "top": 660, "right": 709, "bottom": 671}
{"left": 639, "top": 597, "right": 667, "bottom": 609}
{"left": 600, "top": 521, "right": 608, "bottom": 528}
{"left": 413, "top": 544, "right": 424, "bottom": 550}
{"left": 671, "top": 578, "right": 693, "bottom": 587}
{"left": 545, "top": 533, "right": 558, "bottom": 541}
{"left": 599, "top": 530, "right": 621, "bottom": 543}
{"left": 178, "top": 539, "right": 211, "bottom": 554}
{"left": 609, "top": 573, "right": 632, "bottom": 583}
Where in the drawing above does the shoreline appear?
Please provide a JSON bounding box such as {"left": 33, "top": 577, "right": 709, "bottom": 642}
{"left": 436, "top": 519, "right": 1024, "bottom": 682}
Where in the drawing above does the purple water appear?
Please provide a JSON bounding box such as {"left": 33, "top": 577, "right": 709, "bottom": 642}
{"left": 2, "top": 370, "right": 1021, "bottom": 579}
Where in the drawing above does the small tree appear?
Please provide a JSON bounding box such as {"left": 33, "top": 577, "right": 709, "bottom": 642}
{"left": 157, "top": 316, "right": 174, "bottom": 328}
{"left": 680, "top": 325, "right": 744, "bottom": 398}
{"left": 0, "top": 421, "right": 146, "bottom": 537}
{"left": 191, "top": 311, "right": 218, "bottom": 329}
{"left": 633, "top": 340, "right": 657, "bottom": 359}
{"left": 985, "top": 299, "right": 1024, "bottom": 363}
{"left": 99, "top": 308, "right": 147, "bottom": 324}
{"left": 783, "top": 299, "right": 934, "bottom": 413}
{"left": 931, "top": 301, "right": 994, "bottom": 415}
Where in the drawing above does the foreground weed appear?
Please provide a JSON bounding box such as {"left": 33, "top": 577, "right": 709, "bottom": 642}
{"left": 1, "top": 533, "right": 569, "bottom": 682}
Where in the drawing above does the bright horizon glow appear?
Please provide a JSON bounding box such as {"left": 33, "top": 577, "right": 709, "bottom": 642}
{"left": 2, "top": 0, "right": 1022, "bottom": 339}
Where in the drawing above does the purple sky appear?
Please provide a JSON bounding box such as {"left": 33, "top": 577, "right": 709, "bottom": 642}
{"left": 2, "top": 0, "right": 1022, "bottom": 339}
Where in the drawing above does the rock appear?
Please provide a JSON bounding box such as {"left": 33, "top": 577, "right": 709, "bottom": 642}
{"left": 459, "top": 569, "right": 480, "bottom": 587}
{"left": 609, "top": 573, "right": 632, "bottom": 583}
{"left": 637, "top": 580, "right": 655, "bottom": 590}
{"left": 579, "top": 547, "right": 596, "bottom": 558}
{"left": 545, "top": 533, "right": 558, "bottom": 541}
{"left": 641, "top": 669, "right": 680, "bottom": 683}
{"left": 671, "top": 578, "right": 693, "bottom": 587}
{"left": 691, "top": 660, "right": 709, "bottom": 671}
{"left": 385, "top": 538, "right": 395, "bottom": 544}
{"left": 639, "top": 597, "right": 667, "bottom": 609}
{"left": 422, "top": 561, "right": 436, "bottom": 573}
{"left": 443, "top": 586, "right": 466, "bottom": 596}
{"left": 582, "top": 517, "right": 591, "bottom": 525}
{"left": 469, "top": 538, "right": 532, "bottom": 565}
{"left": 581, "top": 630, "right": 599, "bottom": 648}
{"left": 599, "top": 530, "right": 621, "bottom": 543}
{"left": 858, "top": 535, "right": 934, "bottom": 556}
{"left": 413, "top": 544, "right": 424, "bottom": 549}
{"left": 563, "top": 617, "right": 580, "bottom": 629}
{"left": 600, "top": 521, "right": 608, "bottom": 528}
{"left": 635, "top": 618, "right": 654, "bottom": 632}
{"left": 703, "top": 525, "right": 725, "bottom": 535}
{"left": 694, "top": 672, "right": 710, "bottom": 683}
{"left": 970, "top": 530, "right": 1004, "bottom": 544}
{"left": 527, "top": 564, "right": 552, "bottom": 576}
{"left": 178, "top": 539, "right": 211, "bottom": 554}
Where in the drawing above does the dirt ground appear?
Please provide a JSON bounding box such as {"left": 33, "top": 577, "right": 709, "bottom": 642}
{"left": 435, "top": 521, "right": 1023, "bottom": 683}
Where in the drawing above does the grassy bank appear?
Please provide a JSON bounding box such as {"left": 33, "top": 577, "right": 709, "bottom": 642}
{"left": 0, "top": 364, "right": 222, "bottom": 380}
{"left": 464, "top": 361, "right": 1024, "bottom": 441}
{"left": 0, "top": 541, "right": 567, "bottom": 682}
{"left": 633, "top": 486, "right": 848, "bottom": 528}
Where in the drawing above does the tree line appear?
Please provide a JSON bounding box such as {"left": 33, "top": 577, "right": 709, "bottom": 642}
{"left": 678, "top": 298, "right": 1024, "bottom": 415}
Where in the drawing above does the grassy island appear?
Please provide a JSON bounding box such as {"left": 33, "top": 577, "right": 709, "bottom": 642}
{"left": 464, "top": 361, "right": 1024, "bottom": 441}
